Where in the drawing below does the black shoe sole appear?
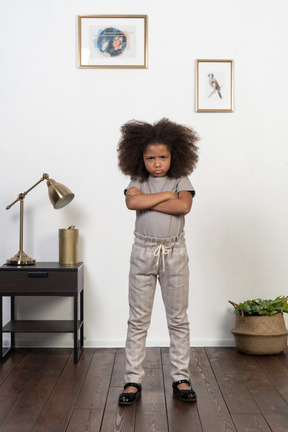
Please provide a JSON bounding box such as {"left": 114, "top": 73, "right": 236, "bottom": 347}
{"left": 118, "top": 392, "right": 141, "bottom": 406}
{"left": 173, "top": 388, "right": 197, "bottom": 402}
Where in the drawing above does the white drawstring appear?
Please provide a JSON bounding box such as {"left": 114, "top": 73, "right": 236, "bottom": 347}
{"left": 153, "top": 244, "right": 169, "bottom": 271}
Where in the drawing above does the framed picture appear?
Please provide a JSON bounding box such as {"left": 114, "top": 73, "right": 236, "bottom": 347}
{"left": 196, "top": 59, "right": 234, "bottom": 112}
{"left": 78, "top": 15, "right": 148, "bottom": 69}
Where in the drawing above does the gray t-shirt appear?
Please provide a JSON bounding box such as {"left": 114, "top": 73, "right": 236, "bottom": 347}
{"left": 125, "top": 176, "right": 195, "bottom": 238}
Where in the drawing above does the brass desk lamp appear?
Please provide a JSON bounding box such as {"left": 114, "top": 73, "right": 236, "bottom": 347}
{"left": 6, "top": 173, "right": 74, "bottom": 265}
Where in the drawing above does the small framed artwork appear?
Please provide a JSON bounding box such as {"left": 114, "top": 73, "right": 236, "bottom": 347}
{"left": 196, "top": 59, "right": 234, "bottom": 112}
{"left": 78, "top": 15, "right": 148, "bottom": 69}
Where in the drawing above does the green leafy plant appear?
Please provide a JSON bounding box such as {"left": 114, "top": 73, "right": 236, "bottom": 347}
{"left": 229, "top": 295, "right": 288, "bottom": 316}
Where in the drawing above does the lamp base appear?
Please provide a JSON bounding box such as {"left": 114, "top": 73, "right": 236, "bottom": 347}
{"left": 6, "top": 250, "right": 36, "bottom": 266}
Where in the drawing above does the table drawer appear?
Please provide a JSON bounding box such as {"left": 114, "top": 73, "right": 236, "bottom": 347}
{"left": 0, "top": 270, "right": 78, "bottom": 294}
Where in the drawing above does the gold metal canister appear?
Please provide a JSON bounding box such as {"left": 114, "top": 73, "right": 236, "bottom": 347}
{"left": 59, "top": 225, "right": 79, "bottom": 264}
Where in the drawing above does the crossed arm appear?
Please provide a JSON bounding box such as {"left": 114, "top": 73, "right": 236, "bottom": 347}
{"left": 125, "top": 187, "right": 193, "bottom": 215}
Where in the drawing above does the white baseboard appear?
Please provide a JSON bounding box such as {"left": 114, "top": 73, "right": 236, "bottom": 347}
{"left": 83, "top": 338, "right": 236, "bottom": 348}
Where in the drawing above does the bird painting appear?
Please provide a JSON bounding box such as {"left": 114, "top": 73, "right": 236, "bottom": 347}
{"left": 208, "top": 73, "right": 222, "bottom": 99}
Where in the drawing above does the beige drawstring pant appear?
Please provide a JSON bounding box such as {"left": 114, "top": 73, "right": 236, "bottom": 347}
{"left": 124, "top": 232, "right": 191, "bottom": 384}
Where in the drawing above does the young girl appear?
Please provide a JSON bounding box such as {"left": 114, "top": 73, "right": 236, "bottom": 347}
{"left": 117, "top": 118, "right": 199, "bottom": 405}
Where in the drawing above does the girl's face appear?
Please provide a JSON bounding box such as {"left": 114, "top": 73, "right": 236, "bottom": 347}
{"left": 143, "top": 143, "right": 171, "bottom": 178}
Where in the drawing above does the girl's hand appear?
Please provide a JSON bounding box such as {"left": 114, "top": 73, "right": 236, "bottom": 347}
{"left": 126, "top": 188, "right": 177, "bottom": 211}
{"left": 169, "top": 192, "right": 178, "bottom": 200}
{"left": 150, "top": 191, "right": 192, "bottom": 215}
{"left": 126, "top": 187, "right": 142, "bottom": 196}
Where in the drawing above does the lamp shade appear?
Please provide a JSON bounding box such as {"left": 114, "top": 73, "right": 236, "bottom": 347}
{"left": 47, "top": 178, "right": 75, "bottom": 209}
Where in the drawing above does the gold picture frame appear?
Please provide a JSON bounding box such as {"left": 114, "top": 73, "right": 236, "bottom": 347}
{"left": 78, "top": 15, "right": 148, "bottom": 69}
{"left": 196, "top": 59, "right": 234, "bottom": 112}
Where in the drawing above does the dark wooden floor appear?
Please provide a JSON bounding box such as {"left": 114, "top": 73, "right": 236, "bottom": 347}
{"left": 0, "top": 347, "right": 288, "bottom": 431}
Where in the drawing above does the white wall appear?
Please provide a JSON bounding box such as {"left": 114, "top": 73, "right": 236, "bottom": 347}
{"left": 1, "top": 0, "right": 288, "bottom": 348}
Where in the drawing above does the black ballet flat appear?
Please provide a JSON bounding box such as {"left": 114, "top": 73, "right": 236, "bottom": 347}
{"left": 172, "top": 380, "right": 197, "bottom": 402}
{"left": 118, "top": 382, "right": 142, "bottom": 406}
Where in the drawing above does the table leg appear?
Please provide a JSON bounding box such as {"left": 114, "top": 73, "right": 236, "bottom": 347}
{"left": 11, "top": 296, "right": 15, "bottom": 349}
{"left": 73, "top": 294, "right": 78, "bottom": 363}
{"left": 73, "top": 291, "right": 84, "bottom": 363}
{"left": 80, "top": 289, "right": 84, "bottom": 353}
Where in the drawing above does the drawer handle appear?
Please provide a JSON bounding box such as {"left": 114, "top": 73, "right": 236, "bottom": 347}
{"left": 27, "top": 272, "right": 49, "bottom": 278}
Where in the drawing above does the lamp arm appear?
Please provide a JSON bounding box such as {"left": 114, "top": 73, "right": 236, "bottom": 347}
{"left": 6, "top": 173, "right": 50, "bottom": 210}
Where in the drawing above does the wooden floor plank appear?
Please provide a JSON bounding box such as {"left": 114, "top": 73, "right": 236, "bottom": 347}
{"left": 256, "top": 354, "right": 288, "bottom": 373}
{"left": 190, "top": 347, "right": 237, "bottom": 432}
{"left": 232, "top": 413, "right": 272, "bottom": 432}
{"left": 110, "top": 348, "right": 126, "bottom": 387}
{"left": 100, "top": 386, "right": 135, "bottom": 432}
{"left": 0, "top": 349, "right": 71, "bottom": 432}
{"left": 107, "top": 348, "right": 166, "bottom": 432}
{"left": 111, "top": 347, "right": 163, "bottom": 389}
{"left": 0, "top": 349, "right": 50, "bottom": 427}
{"left": 162, "top": 350, "right": 202, "bottom": 432}
{"left": 0, "top": 349, "right": 27, "bottom": 385}
{"left": 73, "top": 348, "right": 116, "bottom": 410}
{"left": 205, "top": 347, "right": 260, "bottom": 414}
{"left": 261, "top": 370, "right": 288, "bottom": 405}
{"left": 229, "top": 350, "right": 288, "bottom": 431}
{"left": 135, "top": 367, "right": 169, "bottom": 432}
{"left": 277, "top": 349, "right": 288, "bottom": 369}
{"left": 66, "top": 409, "right": 103, "bottom": 432}
{"left": 31, "top": 349, "right": 94, "bottom": 432}
{"left": 0, "top": 347, "right": 288, "bottom": 432}
{"left": 255, "top": 355, "right": 288, "bottom": 403}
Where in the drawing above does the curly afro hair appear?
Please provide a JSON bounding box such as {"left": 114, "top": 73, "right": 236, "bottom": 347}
{"left": 117, "top": 118, "right": 199, "bottom": 180}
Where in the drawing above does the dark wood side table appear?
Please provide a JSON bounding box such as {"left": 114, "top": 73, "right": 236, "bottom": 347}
{"left": 0, "top": 262, "right": 84, "bottom": 363}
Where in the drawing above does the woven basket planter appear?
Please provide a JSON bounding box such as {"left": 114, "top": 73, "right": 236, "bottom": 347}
{"left": 231, "top": 313, "right": 288, "bottom": 355}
